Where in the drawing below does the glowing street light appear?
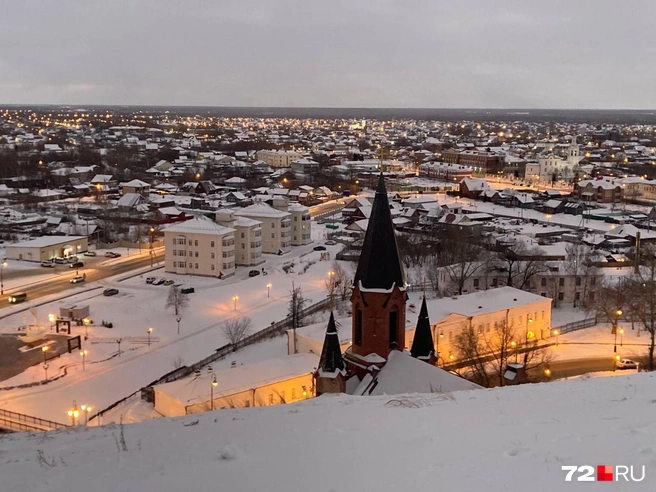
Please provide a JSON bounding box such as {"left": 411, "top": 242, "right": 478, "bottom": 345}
{"left": 267, "top": 283, "right": 272, "bottom": 298}
{"left": 0, "top": 259, "right": 7, "bottom": 295}
{"left": 210, "top": 373, "right": 218, "bottom": 410}
{"left": 233, "top": 295, "right": 239, "bottom": 311}
{"left": 67, "top": 401, "right": 79, "bottom": 426}
{"left": 510, "top": 340, "right": 518, "bottom": 363}
{"left": 42, "top": 345, "right": 49, "bottom": 364}
{"left": 619, "top": 328, "right": 624, "bottom": 347}
{"left": 436, "top": 330, "right": 445, "bottom": 366}
{"left": 544, "top": 368, "right": 552, "bottom": 378}
{"left": 80, "top": 405, "right": 92, "bottom": 426}
{"left": 80, "top": 349, "right": 88, "bottom": 370}
{"left": 147, "top": 327, "right": 153, "bottom": 346}
{"left": 553, "top": 329, "right": 559, "bottom": 346}
{"left": 613, "top": 309, "right": 623, "bottom": 352}
{"left": 614, "top": 354, "right": 621, "bottom": 372}
{"left": 83, "top": 317, "right": 91, "bottom": 340}
{"left": 48, "top": 313, "right": 56, "bottom": 330}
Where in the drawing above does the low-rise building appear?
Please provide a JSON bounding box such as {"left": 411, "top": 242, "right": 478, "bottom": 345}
{"left": 215, "top": 210, "right": 264, "bottom": 266}
{"left": 234, "top": 202, "right": 292, "bottom": 254}
{"left": 257, "top": 149, "right": 304, "bottom": 168}
{"left": 164, "top": 216, "right": 235, "bottom": 278}
{"left": 6, "top": 236, "right": 88, "bottom": 261}
{"left": 288, "top": 203, "right": 312, "bottom": 246}
{"left": 120, "top": 179, "right": 151, "bottom": 196}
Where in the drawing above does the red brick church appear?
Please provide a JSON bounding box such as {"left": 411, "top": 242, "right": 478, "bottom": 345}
{"left": 315, "top": 175, "right": 480, "bottom": 396}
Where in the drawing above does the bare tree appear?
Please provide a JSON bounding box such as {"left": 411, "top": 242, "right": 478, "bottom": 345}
{"left": 165, "top": 285, "right": 189, "bottom": 316}
{"left": 586, "top": 277, "right": 626, "bottom": 333}
{"left": 220, "top": 317, "right": 253, "bottom": 344}
{"left": 288, "top": 283, "right": 308, "bottom": 354}
{"left": 438, "top": 230, "right": 489, "bottom": 295}
{"left": 453, "top": 320, "right": 551, "bottom": 387}
{"left": 564, "top": 243, "right": 601, "bottom": 308}
{"left": 325, "top": 261, "right": 353, "bottom": 302}
{"left": 498, "top": 243, "right": 550, "bottom": 290}
{"left": 626, "top": 244, "right": 656, "bottom": 370}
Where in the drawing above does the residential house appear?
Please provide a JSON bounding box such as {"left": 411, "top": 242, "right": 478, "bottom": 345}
{"left": 233, "top": 202, "right": 292, "bottom": 254}
{"left": 120, "top": 179, "right": 150, "bottom": 196}
{"left": 215, "top": 209, "right": 264, "bottom": 266}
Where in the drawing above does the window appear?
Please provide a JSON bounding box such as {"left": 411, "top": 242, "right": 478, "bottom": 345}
{"left": 541, "top": 292, "right": 546, "bottom": 297}
{"left": 486, "top": 323, "right": 490, "bottom": 332}
{"left": 211, "top": 241, "right": 215, "bottom": 248}
{"left": 271, "top": 222, "right": 275, "bottom": 227}
{"left": 195, "top": 263, "right": 198, "bottom": 269}
{"left": 575, "top": 292, "right": 581, "bottom": 301}
{"left": 389, "top": 310, "right": 398, "bottom": 348}
{"left": 559, "top": 278, "right": 565, "bottom": 287}
{"left": 241, "top": 232, "right": 245, "bottom": 239}
{"left": 211, "top": 264, "right": 215, "bottom": 271}
{"left": 589, "top": 291, "right": 596, "bottom": 301}
{"left": 195, "top": 251, "right": 198, "bottom": 258}
{"left": 173, "top": 261, "right": 177, "bottom": 267}
{"left": 173, "top": 250, "right": 177, "bottom": 256}
{"left": 211, "top": 252, "right": 215, "bottom": 259}
{"left": 244, "top": 401, "right": 250, "bottom": 407}
{"left": 473, "top": 278, "right": 479, "bottom": 288}
{"left": 558, "top": 292, "right": 564, "bottom": 301}
{"left": 478, "top": 324, "right": 483, "bottom": 334}
{"left": 291, "top": 388, "right": 296, "bottom": 400}
{"left": 575, "top": 277, "right": 582, "bottom": 286}
{"left": 355, "top": 308, "right": 363, "bottom": 345}
{"left": 271, "top": 233, "right": 275, "bottom": 239}
{"left": 268, "top": 394, "right": 274, "bottom": 405}
{"left": 591, "top": 277, "right": 597, "bottom": 286}
{"left": 242, "top": 243, "right": 245, "bottom": 250}
{"left": 541, "top": 310, "right": 545, "bottom": 319}
{"left": 541, "top": 278, "right": 547, "bottom": 287}
{"left": 194, "top": 240, "right": 198, "bottom": 247}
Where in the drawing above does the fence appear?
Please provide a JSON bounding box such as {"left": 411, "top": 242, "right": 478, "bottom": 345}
{"left": 555, "top": 317, "right": 597, "bottom": 335}
{"left": 0, "top": 408, "right": 70, "bottom": 433}
{"left": 92, "top": 297, "right": 332, "bottom": 421}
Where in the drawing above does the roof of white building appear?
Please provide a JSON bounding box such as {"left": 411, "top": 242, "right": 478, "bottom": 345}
{"left": 427, "top": 287, "right": 551, "bottom": 324}
{"left": 120, "top": 179, "right": 150, "bottom": 188}
{"left": 164, "top": 216, "right": 234, "bottom": 236}
{"left": 154, "top": 353, "right": 319, "bottom": 405}
{"left": 234, "top": 217, "right": 261, "bottom": 228}
{"left": 234, "top": 202, "right": 291, "bottom": 218}
{"left": 8, "top": 235, "right": 87, "bottom": 248}
{"left": 289, "top": 203, "right": 309, "bottom": 212}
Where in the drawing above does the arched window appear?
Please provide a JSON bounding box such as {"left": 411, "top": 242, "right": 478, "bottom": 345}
{"left": 355, "top": 307, "right": 363, "bottom": 346}
{"left": 389, "top": 307, "right": 398, "bottom": 348}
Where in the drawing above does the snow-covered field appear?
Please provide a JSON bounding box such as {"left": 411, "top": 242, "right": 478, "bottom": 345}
{"left": 1, "top": 371, "right": 653, "bottom": 492}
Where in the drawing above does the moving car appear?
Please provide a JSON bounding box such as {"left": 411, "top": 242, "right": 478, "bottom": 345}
{"left": 70, "top": 276, "right": 85, "bottom": 284}
{"left": 105, "top": 252, "right": 121, "bottom": 258}
{"left": 325, "top": 240, "right": 337, "bottom": 245}
{"left": 69, "top": 261, "right": 84, "bottom": 269}
{"left": 248, "top": 270, "right": 261, "bottom": 277}
{"left": 313, "top": 245, "right": 327, "bottom": 251}
{"left": 8, "top": 292, "right": 27, "bottom": 304}
{"left": 103, "top": 288, "right": 119, "bottom": 297}
{"left": 40, "top": 261, "right": 55, "bottom": 268}
{"left": 83, "top": 251, "right": 97, "bottom": 257}
{"left": 67, "top": 256, "right": 79, "bottom": 263}
{"left": 163, "top": 280, "right": 174, "bottom": 286}
{"left": 617, "top": 359, "right": 638, "bottom": 370}
{"left": 145, "top": 277, "right": 156, "bottom": 284}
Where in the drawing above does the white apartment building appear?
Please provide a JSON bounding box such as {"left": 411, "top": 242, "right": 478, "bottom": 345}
{"left": 234, "top": 202, "right": 292, "bottom": 254}
{"left": 164, "top": 216, "right": 235, "bottom": 278}
{"left": 215, "top": 210, "right": 265, "bottom": 266}
{"left": 289, "top": 203, "right": 312, "bottom": 246}
{"left": 256, "top": 150, "right": 304, "bottom": 168}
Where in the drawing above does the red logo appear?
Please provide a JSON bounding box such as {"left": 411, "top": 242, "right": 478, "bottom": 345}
{"left": 597, "top": 465, "right": 613, "bottom": 482}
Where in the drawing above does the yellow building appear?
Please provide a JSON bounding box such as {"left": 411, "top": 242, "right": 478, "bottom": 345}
{"left": 153, "top": 354, "right": 318, "bottom": 416}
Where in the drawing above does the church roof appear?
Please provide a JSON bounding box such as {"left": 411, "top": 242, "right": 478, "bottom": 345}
{"left": 353, "top": 174, "right": 406, "bottom": 290}
{"left": 410, "top": 296, "right": 434, "bottom": 360}
{"left": 317, "top": 312, "right": 345, "bottom": 376}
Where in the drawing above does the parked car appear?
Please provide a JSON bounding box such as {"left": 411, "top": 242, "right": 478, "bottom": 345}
{"left": 325, "top": 240, "right": 337, "bottom": 246}
{"left": 181, "top": 287, "right": 195, "bottom": 294}
{"left": 70, "top": 276, "right": 85, "bottom": 284}
{"left": 248, "top": 270, "right": 261, "bottom": 277}
{"left": 313, "top": 245, "right": 327, "bottom": 251}
{"left": 103, "top": 288, "right": 119, "bottom": 297}
{"left": 83, "top": 251, "right": 97, "bottom": 257}
{"left": 40, "top": 261, "right": 55, "bottom": 268}
{"left": 67, "top": 256, "right": 78, "bottom": 263}
{"left": 54, "top": 258, "right": 67, "bottom": 264}
{"left": 153, "top": 278, "right": 166, "bottom": 285}
{"left": 163, "top": 280, "right": 174, "bottom": 286}
{"left": 105, "top": 252, "right": 121, "bottom": 258}
{"left": 145, "top": 277, "right": 156, "bottom": 284}
{"left": 69, "top": 261, "right": 84, "bottom": 269}
{"left": 617, "top": 359, "right": 638, "bottom": 370}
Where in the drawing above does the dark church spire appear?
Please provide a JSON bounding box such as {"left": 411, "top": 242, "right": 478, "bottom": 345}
{"left": 318, "top": 312, "right": 345, "bottom": 374}
{"left": 353, "top": 174, "right": 406, "bottom": 290}
{"left": 410, "top": 296, "right": 435, "bottom": 360}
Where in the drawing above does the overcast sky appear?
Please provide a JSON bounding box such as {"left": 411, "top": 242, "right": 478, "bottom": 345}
{"left": 1, "top": 0, "right": 655, "bottom": 108}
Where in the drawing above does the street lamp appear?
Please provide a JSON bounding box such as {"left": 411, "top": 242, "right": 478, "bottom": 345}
{"left": 48, "top": 313, "right": 56, "bottom": 330}
{"left": 147, "top": 327, "right": 153, "bottom": 346}
{"left": 436, "top": 331, "right": 444, "bottom": 366}
{"left": 233, "top": 295, "right": 239, "bottom": 311}
{"left": 80, "top": 405, "right": 91, "bottom": 426}
{"left": 149, "top": 227, "right": 155, "bottom": 267}
{"left": 42, "top": 345, "right": 49, "bottom": 364}
{"left": 0, "top": 260, "right": 7, "bottom": 295}
{"left": 614, "top": 354, "right": 621, "bottom": 372}
{"left": 619, "top": 328, "right": 624, "bottom": 347}
{"left": 67, "top": 401, "right": 79, "bottom": 426}
{"left": 116, "top": 338, "right": 122, "bottom": 357}
{"left": 42, "top": 363, "right": 48, "bottom": 383}
{"left": 613, "top": 309, "right": 623, "bottom": 352}
{"left": 267, "top": 283, "right": 272, "bottom": 298}
{"left": 210, "top": 373, "right": 218, "bottom": 410}
{"left": 83, "top": 317, "right": 90, "bottom": 340}
{"left": 176, "top": 316, "right": 181, "bottom": 335}
{"left": 80, "top": 349, "right": 88, "bottom": 370}
{"left": 544, "top": 368, "right": 552, "bottom": 379}
{"left": 553, "top": 329, "right": 559, "bottom": 346}
{"left": 510, "top": 340, "right": 518, "bottom": 363}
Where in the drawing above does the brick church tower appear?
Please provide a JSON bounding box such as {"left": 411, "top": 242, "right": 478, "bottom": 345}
{"left": 343, "top": 174, "right": 408, "bottom": 379}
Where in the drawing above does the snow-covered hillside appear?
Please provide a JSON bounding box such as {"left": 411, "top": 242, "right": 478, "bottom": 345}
{"left": 2, "top": 372, "right": 654, "bottom": 492}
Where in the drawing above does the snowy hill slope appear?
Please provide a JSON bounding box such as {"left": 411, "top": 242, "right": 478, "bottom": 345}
{"left": 2, "top": 373, "right": 655, "bottom": 492}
